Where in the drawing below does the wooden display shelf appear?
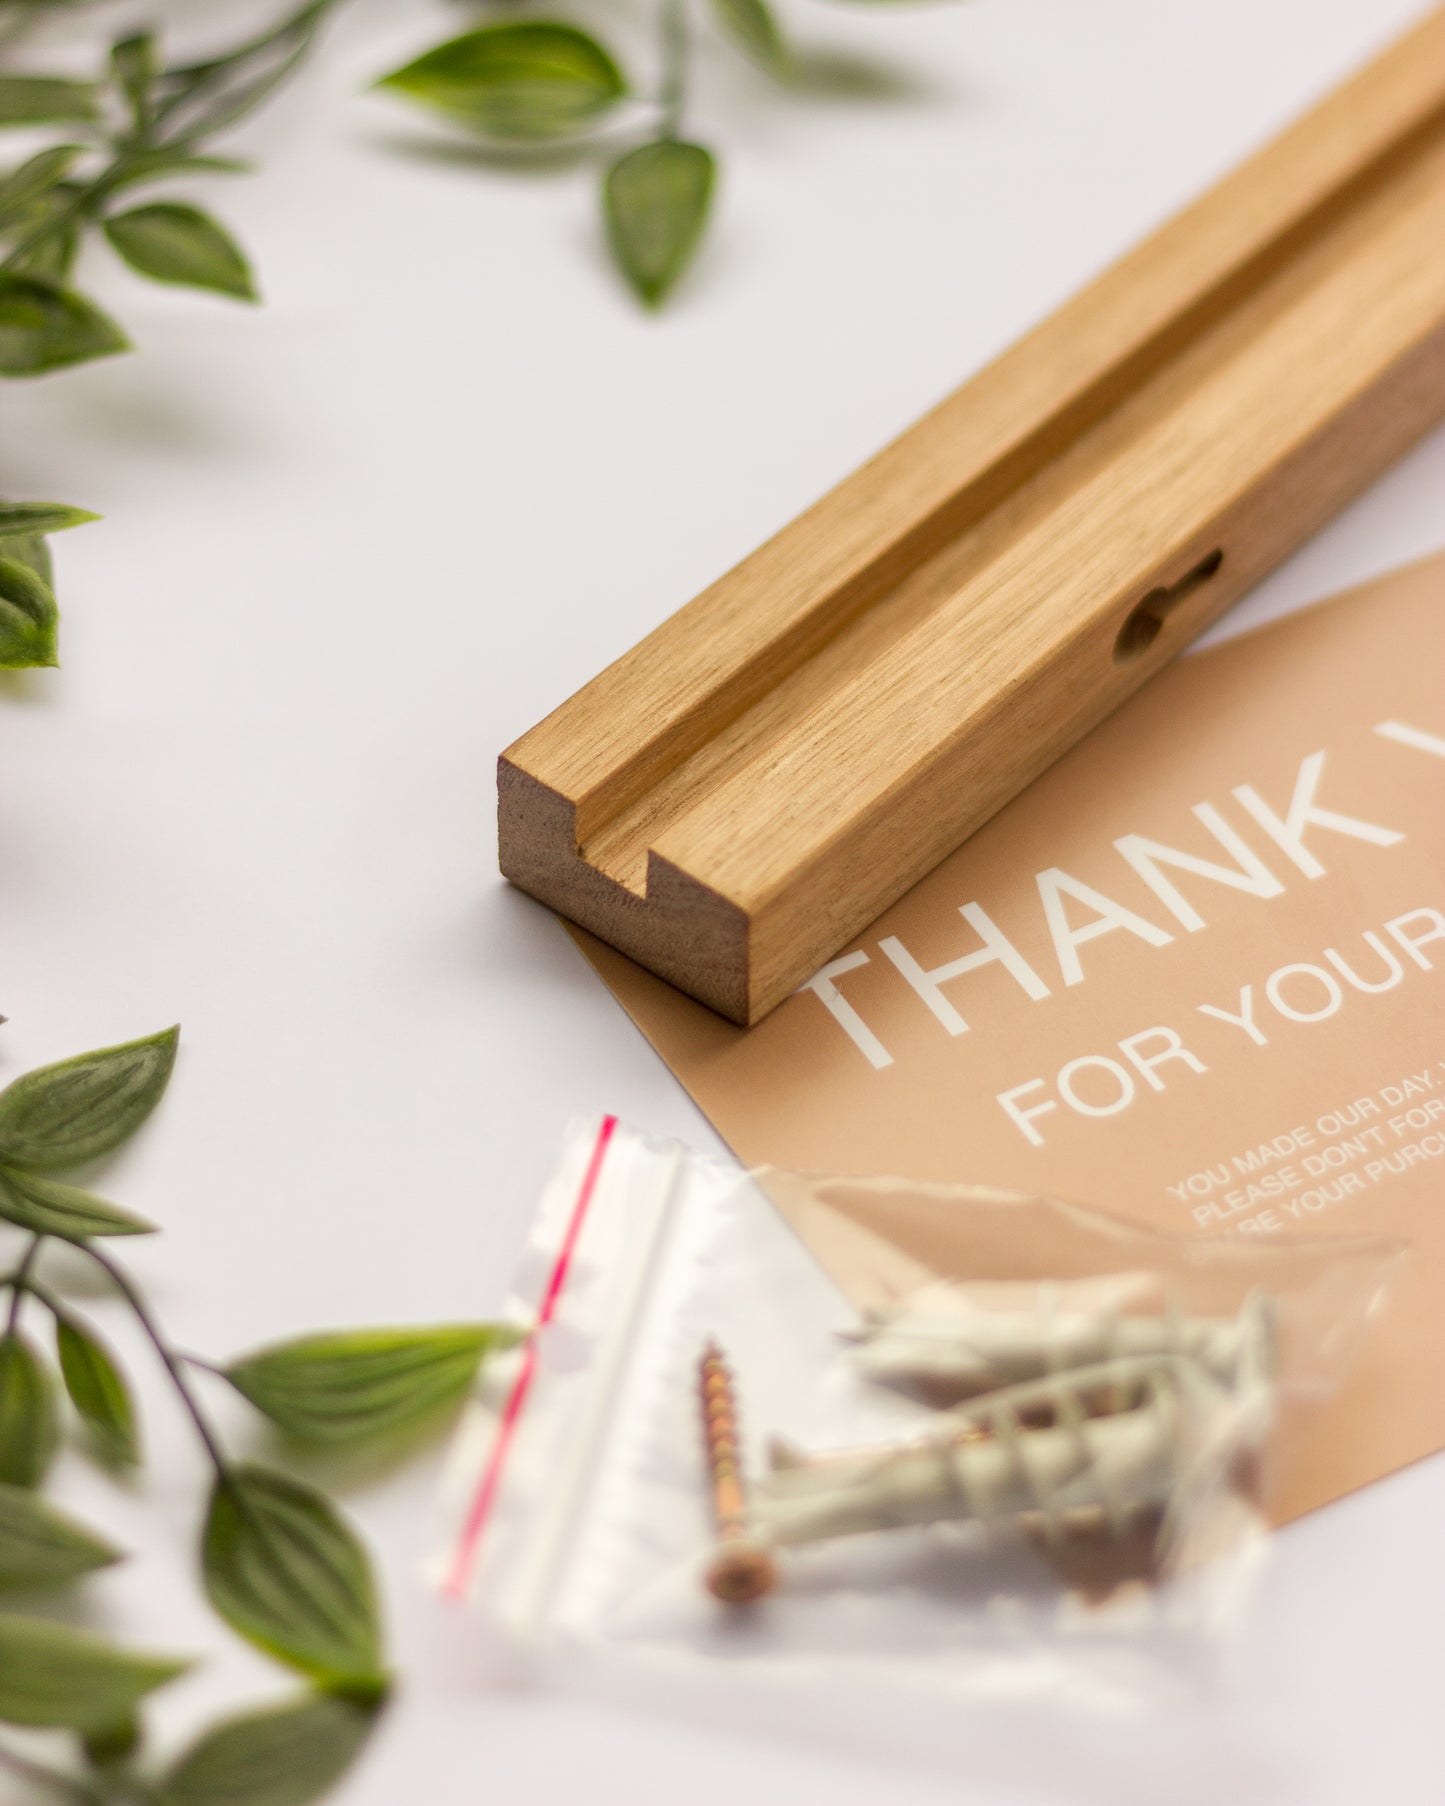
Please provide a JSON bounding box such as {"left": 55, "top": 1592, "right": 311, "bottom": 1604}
{"left": 500, "top": 8, "right": 1445, "bottom": 1025}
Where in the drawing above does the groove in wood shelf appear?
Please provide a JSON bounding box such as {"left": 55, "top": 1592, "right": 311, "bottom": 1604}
{"left": 500, "top": 7, "right": 1445, "bottom": 1025}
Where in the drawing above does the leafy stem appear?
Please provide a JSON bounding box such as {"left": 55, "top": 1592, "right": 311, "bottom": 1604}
{"left": 0, "top": 1242, "right": 81, "bottom": 1353}
{"left": 150, "top": 0, "right": 339, "bottom": 139}
{"left": 0, "top": 1, "right": 340, "bottom": 674}
{"left": 0, "top": 1031, "right": 515, "bottom": 1792}
{"left": 1, "top": 143, "right": 138, "bottom": 275}
{"left": 78, "top": 1239, "right": 229, "bottom": 1479}
{"left": 659, "top": 0, "right": 691, "bottom": 141}
{"left": 372, "top": 0, "right": 849, "bottom": 306}
{"left": 3, "top": 1232, "right": 40, "bottom": 1332}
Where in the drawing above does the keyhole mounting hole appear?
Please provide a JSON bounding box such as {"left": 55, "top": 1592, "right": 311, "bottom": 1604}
{"left": 1114, "top": 549, "right": 1225, "bottom": 664}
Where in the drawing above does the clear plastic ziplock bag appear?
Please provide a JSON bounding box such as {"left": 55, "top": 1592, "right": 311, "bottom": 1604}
{"left": 430, "top": 1116, "right": 1402, "bottom": 1720}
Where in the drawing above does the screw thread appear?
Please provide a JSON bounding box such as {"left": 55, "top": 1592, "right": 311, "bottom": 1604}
{"left": 696, "top": 1338, "right": 778, "bottom": 1604}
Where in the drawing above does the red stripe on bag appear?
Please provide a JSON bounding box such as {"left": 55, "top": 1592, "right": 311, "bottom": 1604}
{"left": 444, "top": 1114, "right": 619, "bottom": 1600}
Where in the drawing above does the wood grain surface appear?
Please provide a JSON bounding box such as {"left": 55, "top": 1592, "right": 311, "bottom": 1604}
{"left": 500, "top": 6, "right": 1445, "bottom": 1024}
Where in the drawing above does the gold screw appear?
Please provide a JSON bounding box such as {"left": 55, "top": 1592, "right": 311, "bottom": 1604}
{"left": 697, "top": 1339, "right": 778, "bottom": 1604}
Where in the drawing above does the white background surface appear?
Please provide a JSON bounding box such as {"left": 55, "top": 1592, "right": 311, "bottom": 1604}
{"left": 3, "top": 0, "right": 1443, "bottom": 1800}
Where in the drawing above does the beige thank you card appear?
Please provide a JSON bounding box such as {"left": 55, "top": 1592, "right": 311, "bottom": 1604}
{"left": 571, "top": 552, "right": 1445, "bottom": 1522}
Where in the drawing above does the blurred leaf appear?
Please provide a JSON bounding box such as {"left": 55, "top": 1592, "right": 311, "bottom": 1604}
{"left": 161, "top": 1691, "right": 380, "bottom": 1806}
{"left": 604, "top": 139, "right": 715, "bottom": 307}
{"left": 0, "top": 146, "right": 84, "bottom": 228}
{"left": 0, "top": 528, "right": 50, "bottom": 588}
{"left": 0, "top": 1612, "right": 186, "bottom": 1730}
{"left": 0, "top": 505, "right": 82, "bottom": 673}
{"left": 0, "top": 77, "right": 99, "bottom": 128}
{"left": 0, "top": 273, "right": 128, "bottom": 377}
{"left": 83, "top": 1712, "right": 141, "bottom": 1767}
{"left": 0, "top": 1335, "right": 57, "bottom": 1489}
{"left": 153, "top": 0, "right": 339, "bottom": 147}
{"left": 709, "top": 0, "right": 789, "bottom": 73}
{"left": 0, "top": 1482, "right": 121, "bottom": 1591}
{"left": 57, "top": 1318, "right": 139, "bottom": 1465}
{"left": 224, "top": 1324, "right": 518, "bottom": 1445}
{"left": 104, "top": 203, "right": 257, "bottom": 301}
{"left": 0, "top": 1169, "right": 155, "bottom": 1241}
{"left": 102, "top": 150, "right": 250, "bottom": 196}
{"left": 202, "top": 1465, "right": 385, "bottom": 1692}
{"left": 376, "top": 23, "right": 626, "bottom": 142}
{"left": 0, "top": 1025, "right": 178, "bottom": 1169}
{"left": 111, "top": 32, "right": 158, "bottom": 133}
{"left": 8, "top": 219, "right": 81, "bottom": 284}
{"left": 0, "top": 555, "right": 57, "bottom": 668}
{"left": 0, "top": 501, "right": 97, "bottom": 540}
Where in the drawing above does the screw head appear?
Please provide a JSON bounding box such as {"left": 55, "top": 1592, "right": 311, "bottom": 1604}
{"left": 705, "top": 1542, "right": 779, "bottom": 1605}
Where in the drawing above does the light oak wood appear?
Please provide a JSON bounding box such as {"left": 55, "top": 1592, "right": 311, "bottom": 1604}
{"left": 500, "top": 8, "right": 1445, "bottom": 1025}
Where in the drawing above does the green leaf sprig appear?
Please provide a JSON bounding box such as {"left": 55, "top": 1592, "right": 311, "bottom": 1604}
{"left": 0, "top": 1, "right": 339, "bottom": 672}
{"left": 373, "top": 0, "right": 921, "bottom": 308}
{"left": 0, "top": 3, "right": 342, "bottom": 371}
{"left": 374, "top": 8, "right": 714, "bottom": 309}
{"left": 0, "top": 498, "right": 94, "bottom": 670}
{"left": 0, "top": 1028, "right": 520, "bottom": 1803}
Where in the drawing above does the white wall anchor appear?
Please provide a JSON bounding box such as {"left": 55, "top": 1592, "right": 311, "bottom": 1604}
{"left": 697, "top": 1294, "right": 1276, "bottom": 1600}
{"left": 847, "top": 1289, "right": 1274, "bottom": 1402}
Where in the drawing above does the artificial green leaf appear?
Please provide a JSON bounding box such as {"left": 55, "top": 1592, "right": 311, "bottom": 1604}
{"left": 709, "top": 0, "right": 789, "bottom": 72}
{"left": 111, "top": 33, "right": 158, "bottom": 133}
{"left": 0, "top": 529, "right": 51, "bottom": 589}
{"left": 57, "top": 1319, "right": 139, "bottom": 1465}
{"left": 0, "top": 1169, "right": 155, "bottom": 1241}
{"left": 104, "top": 203, "right": 257, "bottom": 302}
{"left": 0, "top": 1612, "right": 186, "bottom": 1730}
{"left": 0, "top": 534, "right": 53, "bottom": 657}
{"left": 0, "top": 77, "right": 99, "bottom": 128}
{"left": 101, "top": 151, "right": 251, "bottom": 196}
{"left": 0, "top": 555, "right": 57, "bottom": 669}
{"left": 376, "top": 23, "right": 626, "bottom": 142}
{"left": 0, "top": 1334, "right": 57, "bottom": 1488}
{"left": 202, "top": 1465, "right": 385, "bottom": 1691}
{"left": 0, "top": 1482, "right": 121, "bottom": 1591}
{"left": 604, "top": 139, "right": 716, "bottom": 307}
{"left": 8, "top": 221, "right": 81, "bottom": 284}
{"left": 0, "top": 501, "right": 97, "bottom": 540}
{"left": 161, "top": 1691, "right": 380, "bottom": 1806}
{"left": 224, "top": 1324, "right": 519, "bottom": 1445}
{"left": 0, "top": 1025, "right": 179, "bottom": 1169}
{"left": 153, "top": 0, "right": 338, "bottom": 147}
{"left": 0, "top": 146, "right": 83, "bottom": 228}
{"left": 0, "top": 274, "right": 129, "bottom": 378}
{"left": 83, "top": 1713, "right": 140, "bottom": 1767}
